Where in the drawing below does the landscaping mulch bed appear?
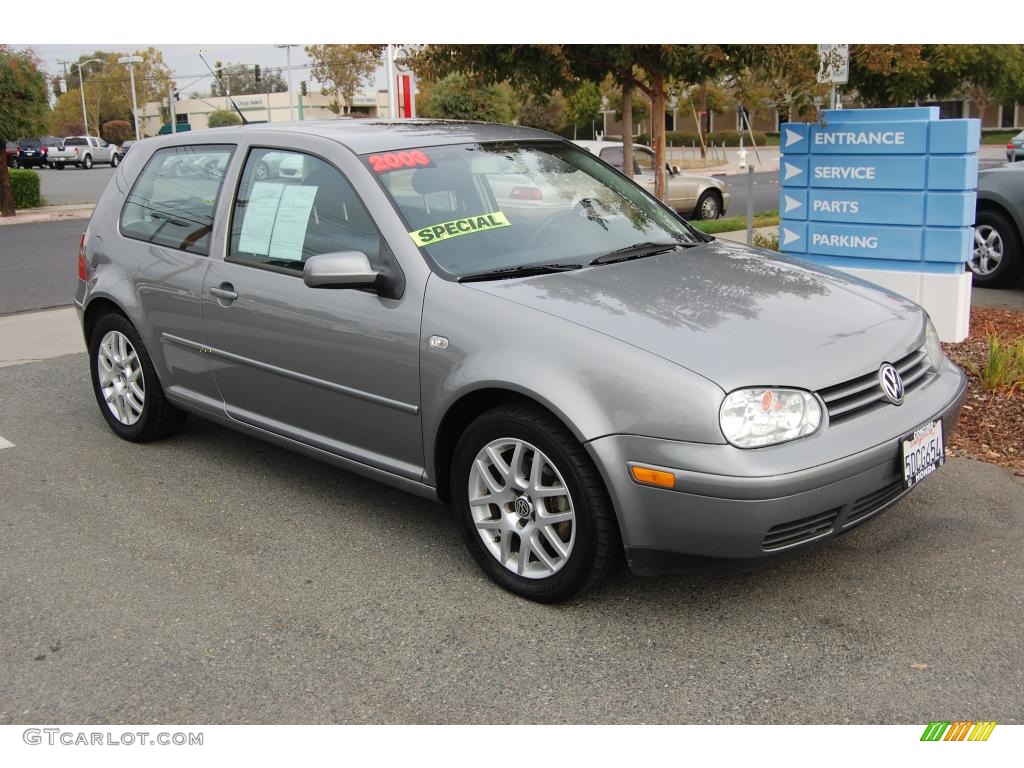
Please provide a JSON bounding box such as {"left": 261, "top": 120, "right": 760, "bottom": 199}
{"left": 942, "top": 306, "right": 1024, "bottom": 474}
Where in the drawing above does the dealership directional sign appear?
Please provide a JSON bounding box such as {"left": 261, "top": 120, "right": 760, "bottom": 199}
{"left": 779, "top": 107, "right": 980, "bottom": 275}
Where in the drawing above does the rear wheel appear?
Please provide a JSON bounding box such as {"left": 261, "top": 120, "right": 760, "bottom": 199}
{"left": 82, "top": 154, "right": 93, "bottom": 170}
{"left": 970, "top": 208, "right": 1023, "bottom": 288}
{"left": 694, "top": 190, "right": 722, "bottom": 220}
{"left": 88, "top": 313, "right": 188, "bottom": 442}
{"left": 451, "top": 403, "right": 617, "bottom": 602}
{"left": 111, "top": 153, "right": 120, "bottom": 167}
{"left": 55, "top": 162, "right": 65, "bottom": 170}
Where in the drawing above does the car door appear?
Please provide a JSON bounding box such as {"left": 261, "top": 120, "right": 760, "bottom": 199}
{"left": 201, "top": 144, "right": 425, "bottom": 481}
{"left": 117, "top": 142, "right": 237, "bottom": 410}
{"left": 96, "top": 138, "right": 112, "bottom": 163}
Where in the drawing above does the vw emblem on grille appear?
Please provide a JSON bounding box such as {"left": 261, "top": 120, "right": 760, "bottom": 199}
{"left": 878, "top": 363, "right": 905, "bottom": 405}
{"left": 514, "top": 497, "right": 533, "bottom": 518}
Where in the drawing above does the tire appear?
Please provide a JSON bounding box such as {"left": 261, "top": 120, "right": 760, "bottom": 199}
{"left": 111, "top": 153, "right": 120, "bottom": 167}
{"left": 88, "top": 313, "right": 188, "bottom": 443}
{"left": 970, "top": 208, "right": 1024, "bottom": 288}
{"left": 10, "top": 157, "right": 18, "bottom": 169}
{"left": 451, "top": 403, "right": 618, "bottom": 603}
{"left": 694, "top": 190, "right": 722, "bottom": 220}
{"left": 82, "top": 154, "right": 93, "bottom": 170}
{"left": 55, "top": 162, "right": 65, "bottom": 170}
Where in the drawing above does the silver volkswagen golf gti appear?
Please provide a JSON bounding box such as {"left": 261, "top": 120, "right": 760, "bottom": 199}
{"left": 76, "top": 120, "right": 967, "bottom": 602}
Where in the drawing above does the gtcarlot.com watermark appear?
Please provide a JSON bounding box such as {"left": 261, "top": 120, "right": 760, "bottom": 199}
{"left": 23, "top": 728, "right": 203, "bottom": 746}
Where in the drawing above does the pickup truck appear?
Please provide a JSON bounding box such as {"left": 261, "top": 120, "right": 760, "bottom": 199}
{"left": 50, "top": 135, "right": 120, "bottom": 170}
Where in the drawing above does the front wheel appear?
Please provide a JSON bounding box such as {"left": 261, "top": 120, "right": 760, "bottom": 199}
{"left": 694, "top": 190, "right": 722, "bottom": 220}
{"left": 451, "top": 403, "right": 618, "bottom": 602}
{"left": 111, "top": 153, "right": 120, "bottom": 167}
{"left": 970, "top": 209, "right": 1023, "bottom": 288}
{"left": 88, "top": 313, "right": 188, "bottom": 442}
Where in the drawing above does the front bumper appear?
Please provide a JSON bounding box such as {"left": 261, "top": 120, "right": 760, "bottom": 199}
{"left": 586, "top": 360, "right": 968, "bottom": 576}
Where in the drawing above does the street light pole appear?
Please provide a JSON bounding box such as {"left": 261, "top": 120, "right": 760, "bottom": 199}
{"left": 70, "top": 59, "right": 101, "bottom": 136}
{"left": 118, "top": 56, "right": 144, "bottom": 141}
{"left": 276, "top": 45, "right": 297, "bottom": 121}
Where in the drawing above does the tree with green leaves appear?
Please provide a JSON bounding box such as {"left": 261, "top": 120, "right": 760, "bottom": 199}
{"left": 565, "top": 81, "right": 602, "bottom": 139}
{"left": 211, "top": 62, "right": 288, "bottom": 96}
{"left": 0, "top": 46, "right": 51, "bottom": 217}
{"left": 417, "top": 74, "right": 516, "bottom": 123}
{"left": 517, "top": 91, "right": 567, "bottom": 133}
{"left": 207, "top": 109, "right": 242, "bottom": 128}
{"left": 306, "top": 44, "right": 382, "bottom": 115}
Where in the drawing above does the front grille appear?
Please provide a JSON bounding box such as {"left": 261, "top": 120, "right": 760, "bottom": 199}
{"left": 844, "top": 479, "right": 906, "bottom": 528}
{"left": 762, "top": 506, "right": 842, "bottom": 550}
{"left": 818, "top": 347, "right": 932, "bottom": 424}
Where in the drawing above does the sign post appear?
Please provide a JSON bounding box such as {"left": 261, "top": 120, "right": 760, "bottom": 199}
{"left": 817, "top": 44, "right": 849, "bottom": 110}
{"left": 779, "top": 107, "right": 979, "bottom": 342}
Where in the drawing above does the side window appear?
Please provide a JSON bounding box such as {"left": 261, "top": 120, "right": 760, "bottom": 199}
{"left": 229, "top": 148, "right": 381, "bottom": 272}
{"left": 599, "top": 147, "right": 624, "bottom": 170}
{"left": 634, "top": 149, "right": 655, "bottom": 175}
{"left": 119, "top": 144, "right": 235, "bottom": 256}
{"left": 98, "top": 138, "right": 108, "bottom": 148}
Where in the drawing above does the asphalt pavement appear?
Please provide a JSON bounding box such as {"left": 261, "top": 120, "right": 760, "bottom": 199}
{"left": 0, "top": 219, "right": 84, "bottom": 315}
{"left": 37, "top": 165, "right": 114, "bottom": 206}
{"left": 717, "top": 170, "right": 780, "bottom": 217}
{"left": 0, "top": 353, "right": 1021, "bottom": 724}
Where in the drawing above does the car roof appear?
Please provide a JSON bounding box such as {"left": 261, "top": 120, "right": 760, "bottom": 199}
{"left": 159, "top": 119, "right": 563, "bottom": 154}
{"left": 573, "top": 139, "right": 653, "bottom": 152}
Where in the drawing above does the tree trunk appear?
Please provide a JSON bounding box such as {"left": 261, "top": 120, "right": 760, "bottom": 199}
{"left": 0, "top": 137, "right": 15, "bottom": 218}
{"left": 621, "top": 80, "right": 633, "bottom": 179}
{"left": 652, "top": 72, "right": 667, "bottom": 203}
{"left": 699, "top": 82, "right": 708, "bottom": 159}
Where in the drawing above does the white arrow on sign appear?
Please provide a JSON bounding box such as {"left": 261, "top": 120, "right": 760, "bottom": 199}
{"left": 781, "top": 227, "right": 801, "bottom": 246}
{"left": 784, "top": 162, "right": 803, "bottom": 181}
{"left": 784, "top": 128, "right": 804, "bottom": 148}
{"left": 783, "top": 195, "right": 802, "bottom": 213}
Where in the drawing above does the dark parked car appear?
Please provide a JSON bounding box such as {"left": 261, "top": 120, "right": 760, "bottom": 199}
{"left": 4, "top": 141, "right": 17, "bottom": 168}
{"left": 972, "top": 164, "right": 1024, "bottom": 287}
{"left": 14, "top": 136, "right": 63, "bottom": 169}
{"left": 117, "top": 140, "right": 136, "bottom": 162}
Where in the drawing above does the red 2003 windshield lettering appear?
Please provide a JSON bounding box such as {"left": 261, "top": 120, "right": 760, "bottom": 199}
{"left": 369, "top": 150, "right": 430, "bottom": 173}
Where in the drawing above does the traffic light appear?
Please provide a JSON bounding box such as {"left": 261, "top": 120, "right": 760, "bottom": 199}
{"left": 300, "top": 80, "right": 307, "bottom": 97}
{"left": 254, "top": 65, "right": 261, "bottom": 83}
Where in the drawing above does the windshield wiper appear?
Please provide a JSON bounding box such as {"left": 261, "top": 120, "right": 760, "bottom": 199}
{"left": 589, "top": 241, "right": 695, "bottom": 266}
{"left": 458, "top": 263, "right": 582, "bottom": 283}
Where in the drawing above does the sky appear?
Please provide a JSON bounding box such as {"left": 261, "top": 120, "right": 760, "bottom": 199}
{"left": 12, "top": 43, "right": 386, "bottom": 95}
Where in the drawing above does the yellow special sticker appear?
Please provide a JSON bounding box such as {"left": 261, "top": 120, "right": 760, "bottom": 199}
{"left": 409, "top": 211, "right": 511, "bottom": 246}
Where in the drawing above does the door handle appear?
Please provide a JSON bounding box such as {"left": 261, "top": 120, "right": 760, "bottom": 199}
{"left": 210, "top": 284, "right": 238, "bottom": 302}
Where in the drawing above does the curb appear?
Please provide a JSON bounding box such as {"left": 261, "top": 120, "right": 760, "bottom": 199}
{"left": 0, "top": 205, "right": 95, "bottom": 227}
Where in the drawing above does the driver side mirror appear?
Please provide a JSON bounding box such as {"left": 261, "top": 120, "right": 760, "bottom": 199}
{"left": 303, "top": 251, "right": 379, "bottom": 289}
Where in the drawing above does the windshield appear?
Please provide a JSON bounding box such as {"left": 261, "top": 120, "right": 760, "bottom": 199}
{"left": 363, "top": 141, "right": 700, "bottom": 278}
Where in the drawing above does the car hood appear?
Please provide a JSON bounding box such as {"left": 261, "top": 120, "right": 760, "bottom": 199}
{"left": 467, "top": 240, "right": 925, "bottom": 393}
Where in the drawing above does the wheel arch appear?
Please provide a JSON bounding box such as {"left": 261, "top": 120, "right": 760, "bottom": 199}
{"left": 432, "top": 386, "right": 589, "bottom": 505}
{"left": 82, "top": 295, "right": 130, "bottom": 345}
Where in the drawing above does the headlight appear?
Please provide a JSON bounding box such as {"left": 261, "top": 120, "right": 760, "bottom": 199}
{"left": 719, "top": 388, "right": 822, "bottom": 448}
{"left": 924, "top": 318, "right": 944, "bottom": 370}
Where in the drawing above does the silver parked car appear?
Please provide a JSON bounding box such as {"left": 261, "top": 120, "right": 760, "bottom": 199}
{"left": 574, "top": 140, "right": 729, "bottom": 219}
{"left": 972, "top": 163, "right": 1024, "bottom": 287}
{"left": 76, "top": 120, "right": 966, "bottom": 602}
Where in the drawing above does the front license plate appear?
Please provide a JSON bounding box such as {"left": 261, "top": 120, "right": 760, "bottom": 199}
{"left": 902, "top": 420, "right": 944, "bottom": 489}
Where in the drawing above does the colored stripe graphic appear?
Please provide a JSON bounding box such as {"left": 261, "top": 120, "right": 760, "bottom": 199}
{"left": 944, "top": 721, "right": 973, "bottom": 741}
{"left": 968, "top": 722, "right": 997, "bottom": 741}
{"left": 921, "top": 721, "right": 949, "bottom": 741}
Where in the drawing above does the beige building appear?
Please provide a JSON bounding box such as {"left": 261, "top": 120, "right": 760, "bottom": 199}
{"left": 138, "top": 89, "right": 392, "bottom": 136}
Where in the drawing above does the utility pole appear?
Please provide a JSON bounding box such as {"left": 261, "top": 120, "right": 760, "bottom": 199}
{"left": 70, "top": 59, "right": 101, "bottom": 136}
{"left": 276, "top": 45, "right": 298, "bottom": 121}
{"left": 118, "top": 56, "right": 143, "bottom": 141}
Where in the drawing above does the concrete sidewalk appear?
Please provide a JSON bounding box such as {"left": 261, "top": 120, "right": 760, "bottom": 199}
{"left": 0, "top": 203, "right": 94, "bottom": 227}
{"left": 0, "top": 307, "right": 84, "bottom": 367}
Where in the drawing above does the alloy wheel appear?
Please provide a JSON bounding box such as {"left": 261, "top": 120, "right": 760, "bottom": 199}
{"left": 96, "top": 330, "right": 145, "bottom": 426}
{"left": 971, "top": 224, "right": 1003, "bottom": 276}
{"left": 700, "top": 194, "right": 720, "bottom": 219}
{"left": 467, "top": 438, "right": 576, "bottom": 579}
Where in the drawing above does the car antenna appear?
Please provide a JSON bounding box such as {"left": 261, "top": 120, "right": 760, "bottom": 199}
{"left": 198, "top": 53, "right": 249, "bottom": 125}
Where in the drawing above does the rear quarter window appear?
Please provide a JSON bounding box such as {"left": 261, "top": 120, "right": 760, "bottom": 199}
{"left": 119, "top": 144, "right": 235, "bottom": 256}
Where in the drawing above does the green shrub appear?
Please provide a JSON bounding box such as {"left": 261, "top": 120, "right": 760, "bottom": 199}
{"left": 751, "top": 231, "right": 780, "bottom": 250}
{"left": 9, "top": 168, "right": 43, "bottom": 209}
{"left": 967, "top": 335, "right": 1024, "bottom": 391}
